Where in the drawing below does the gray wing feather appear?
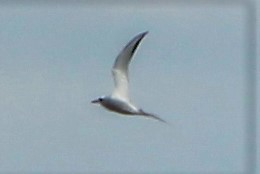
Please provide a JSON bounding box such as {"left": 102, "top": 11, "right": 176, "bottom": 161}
{"left": 139, "top": 109, "right": 167, "bottom": 123}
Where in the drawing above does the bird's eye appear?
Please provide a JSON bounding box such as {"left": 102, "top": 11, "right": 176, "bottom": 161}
{"left": 99, "top": 98, "right": 103, "bottom": 102}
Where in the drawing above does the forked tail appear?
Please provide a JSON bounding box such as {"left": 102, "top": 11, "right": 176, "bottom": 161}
{"left": 139, "top": 109, "right": 167, "bottom": 124}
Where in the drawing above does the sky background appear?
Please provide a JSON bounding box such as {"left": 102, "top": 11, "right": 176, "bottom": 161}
{"left": 0, "top": 2, "right": 256, "bottom": 174}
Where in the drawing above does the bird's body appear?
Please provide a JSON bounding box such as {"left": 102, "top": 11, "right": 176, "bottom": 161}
{"left": 91, "top": 31, "right": 166, "bottom": 123}
{"left": 100, "top": 96, "right": 139, "bottom": 115}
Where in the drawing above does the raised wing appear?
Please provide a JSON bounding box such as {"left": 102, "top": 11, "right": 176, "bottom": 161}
{"left": 111, "top": 31, "right": 148, "bottom": 100}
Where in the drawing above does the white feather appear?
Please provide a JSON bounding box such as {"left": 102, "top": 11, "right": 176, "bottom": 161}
{"left": 111, "top": 31, "right": 148, "bottom": 101}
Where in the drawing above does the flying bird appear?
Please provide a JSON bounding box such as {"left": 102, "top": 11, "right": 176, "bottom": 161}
{"left": 91, "top": 31, "right": 166, "bottom": 123}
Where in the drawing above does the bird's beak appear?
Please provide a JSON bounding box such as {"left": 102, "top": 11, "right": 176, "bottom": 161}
{"left": 91, "top": 99, "right": 99, "bottom": 104}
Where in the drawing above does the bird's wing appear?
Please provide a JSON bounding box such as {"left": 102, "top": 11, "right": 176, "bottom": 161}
{"left": 111, "top": 31, "right": 148, "bottom": 100}
{"left": 139, "top": 109, "right": 167, "bottom": 124}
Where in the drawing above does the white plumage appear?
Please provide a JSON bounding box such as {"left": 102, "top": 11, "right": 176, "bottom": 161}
{"left": 91, "top": 31, "right": 166, "bottom": 123}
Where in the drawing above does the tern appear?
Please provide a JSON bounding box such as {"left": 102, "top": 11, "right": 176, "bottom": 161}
{"left": 91, "top": 31, "right": 166, "bottom": 123}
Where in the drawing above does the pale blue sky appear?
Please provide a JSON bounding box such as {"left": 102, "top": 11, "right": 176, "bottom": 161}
{"left": 0, "top": 2, "right": 254, "bottom": 173}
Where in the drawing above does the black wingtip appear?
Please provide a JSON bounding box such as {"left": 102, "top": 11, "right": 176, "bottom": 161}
{"left": 134, "top": 31, "right": 148, "bottom": 40}
{"left": 143, "top": 30, "right": 149, "bottom": 35}
{"left": 130, "top": 31, "right": 148, "bottom": 55}
{"left": 140, "top": 31, "right": 149, "bottom": 38}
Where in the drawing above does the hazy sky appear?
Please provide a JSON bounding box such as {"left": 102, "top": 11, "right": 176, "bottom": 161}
{"left": 0, "top": 2, "right": 254, "bottom": 173}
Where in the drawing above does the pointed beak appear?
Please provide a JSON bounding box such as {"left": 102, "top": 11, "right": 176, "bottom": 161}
{"left": 91, "top": 99, "right": 99, "bottom": 104}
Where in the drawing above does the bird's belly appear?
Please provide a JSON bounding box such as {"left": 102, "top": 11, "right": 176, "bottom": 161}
{"left": 102, "top": 100, "right": 137, "bottom": 115}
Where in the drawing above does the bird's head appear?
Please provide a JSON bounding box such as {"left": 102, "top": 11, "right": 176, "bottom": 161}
{"left": 91, "top": 96, "right": 106, "bottom": 104}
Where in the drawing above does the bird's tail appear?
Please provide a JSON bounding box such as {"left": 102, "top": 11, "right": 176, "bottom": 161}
{"left": 139, "top": 109, "right": 167, "bottom": 124}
